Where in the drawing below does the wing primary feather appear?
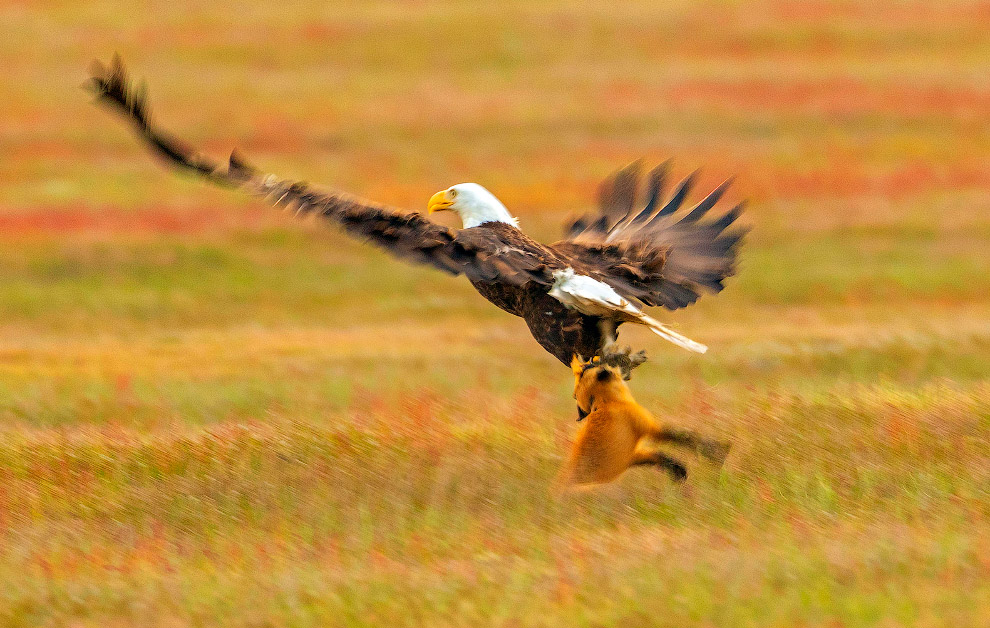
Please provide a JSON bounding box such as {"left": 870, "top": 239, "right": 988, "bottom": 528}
{"left": 632, "top": 162, "right": 669, "bottom": 224}
{"left": 88, "top": 56, "right": 553, "bottom": 288}
{"left": 588, "top": 215, "right": 609, "bottom": 234}
{"left": 609, "top": 160, "right": 642, "bottom": 226}
{"left": 565, "top": 216, "right": 588, "bottom": 238}
{"left": 679, "top": 177, "right": 734, "bottom": 224}
{"left": 709, "top": 201, "right": 745, "bottom": 234}
{"left": 596, "top": 178, "right": 614, "bottom": 223}
{"left": 594, "top": 160, "right": 642, "bottom": 232}
{"left": 556, "top": 162, "right": 745, "bottom": 313}
{"left": 650, "top": 170, "right": 698, "bottom": 221}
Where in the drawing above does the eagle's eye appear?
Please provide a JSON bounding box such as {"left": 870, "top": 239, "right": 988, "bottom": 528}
{"left": 448, "top": 188, "right": 458, "bottom": 199}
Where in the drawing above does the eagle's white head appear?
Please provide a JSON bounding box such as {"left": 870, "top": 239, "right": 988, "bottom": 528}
{"left": 427, "top": 183, "right": 519, "bottom": 229}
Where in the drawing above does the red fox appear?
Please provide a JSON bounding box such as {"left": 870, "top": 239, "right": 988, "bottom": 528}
{"left": 557, "top": 355, "right": 730, "bottom": 488}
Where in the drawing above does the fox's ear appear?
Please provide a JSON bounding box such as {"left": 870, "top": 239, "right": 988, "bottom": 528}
{"left": 596, "top": 367, "right": 615, "bottom": 382}
{"left": 571, "top": 354, "right": 585, "bottom": 375}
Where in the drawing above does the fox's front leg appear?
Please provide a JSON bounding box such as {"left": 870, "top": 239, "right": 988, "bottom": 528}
{"left": 656, "top": 427, "right": 731, "bottom": 466}
{"left": 631, "top": 448, "right": 687, "bottom": 482}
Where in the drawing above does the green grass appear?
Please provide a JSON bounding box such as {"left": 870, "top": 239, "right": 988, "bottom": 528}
{"left": 0, "top": 390, "right": 987, "bottom": 626}
{"left": 2, "top": 0, "right": 989, "bottom": 625}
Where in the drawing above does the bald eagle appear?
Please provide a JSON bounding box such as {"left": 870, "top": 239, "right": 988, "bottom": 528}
{"left": 88, "top": 57, "right": 746, "bottom": 373}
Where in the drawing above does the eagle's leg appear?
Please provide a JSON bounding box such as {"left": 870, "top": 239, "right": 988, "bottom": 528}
{"left": 598, "top": 319, "right": 618, "bottom": 351}
{"left": 597, "top": 319, "right": 648, "bottom": 379}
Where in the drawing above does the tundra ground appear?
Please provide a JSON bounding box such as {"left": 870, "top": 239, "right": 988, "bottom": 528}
{"left": 1, "top": 1, "right": 989, "bottom": 626}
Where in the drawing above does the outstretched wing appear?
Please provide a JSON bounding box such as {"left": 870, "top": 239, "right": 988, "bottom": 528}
{"left": 557, "top": 161, "right": 746, "bottom": 309}
{"left": 87, "top": 56, "right": 550, "bottom": 287}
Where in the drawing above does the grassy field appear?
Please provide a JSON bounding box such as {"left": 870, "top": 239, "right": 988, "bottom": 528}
{"left": 2, "top": 1, "right": 990, "bottom": 625}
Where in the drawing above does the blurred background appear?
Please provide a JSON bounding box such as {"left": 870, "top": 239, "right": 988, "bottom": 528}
{"left": 1, "top": 1, "right": 989, "bottom": 625}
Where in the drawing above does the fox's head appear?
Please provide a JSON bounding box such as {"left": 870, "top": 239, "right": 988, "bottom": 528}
{"left": 570, "top": 355, "right": 629, "bottom": 421}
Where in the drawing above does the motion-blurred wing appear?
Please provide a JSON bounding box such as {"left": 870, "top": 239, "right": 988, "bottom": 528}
{"left": 558, "top": 162, "right": 746, "bottom": 309}
{"left": 87, "top": 56, "right": 550, "bottom": 287}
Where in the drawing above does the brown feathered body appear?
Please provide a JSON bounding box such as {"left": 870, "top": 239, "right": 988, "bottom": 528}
{"left": 470, "top": 269, "right": 604, "bottom": 363}
{"left": 87, "top": 57, "right": 746, "bottom": 367}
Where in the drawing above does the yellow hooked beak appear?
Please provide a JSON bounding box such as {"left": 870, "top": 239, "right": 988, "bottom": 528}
{"left": 428, "top": 190, "right": 454, "bottom": 214}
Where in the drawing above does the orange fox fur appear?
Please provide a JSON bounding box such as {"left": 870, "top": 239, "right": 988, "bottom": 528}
{"left": 557, "top": 355, "right": 730, "bottom": 488}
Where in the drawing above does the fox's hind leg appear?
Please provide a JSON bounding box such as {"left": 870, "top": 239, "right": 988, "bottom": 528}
{"left": 656, "top": 427, "right": 731, "bottom": 466}
{"left": 631, "top": 448, "right": 687, "bottom": 482}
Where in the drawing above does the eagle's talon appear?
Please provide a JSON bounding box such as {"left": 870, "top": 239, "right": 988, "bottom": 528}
{"left": 597, "top": 345, "right": 649, "bottom": 380}
{"left": 629, "top": 349, "right": 648, "bottom": 368}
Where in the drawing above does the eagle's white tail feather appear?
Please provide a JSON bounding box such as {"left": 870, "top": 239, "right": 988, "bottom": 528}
{"left": 549, "top": 267, "right": 709, "bottom": 354}
{"left": 635, "top": 313, "right": 708, "bottom": 353}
